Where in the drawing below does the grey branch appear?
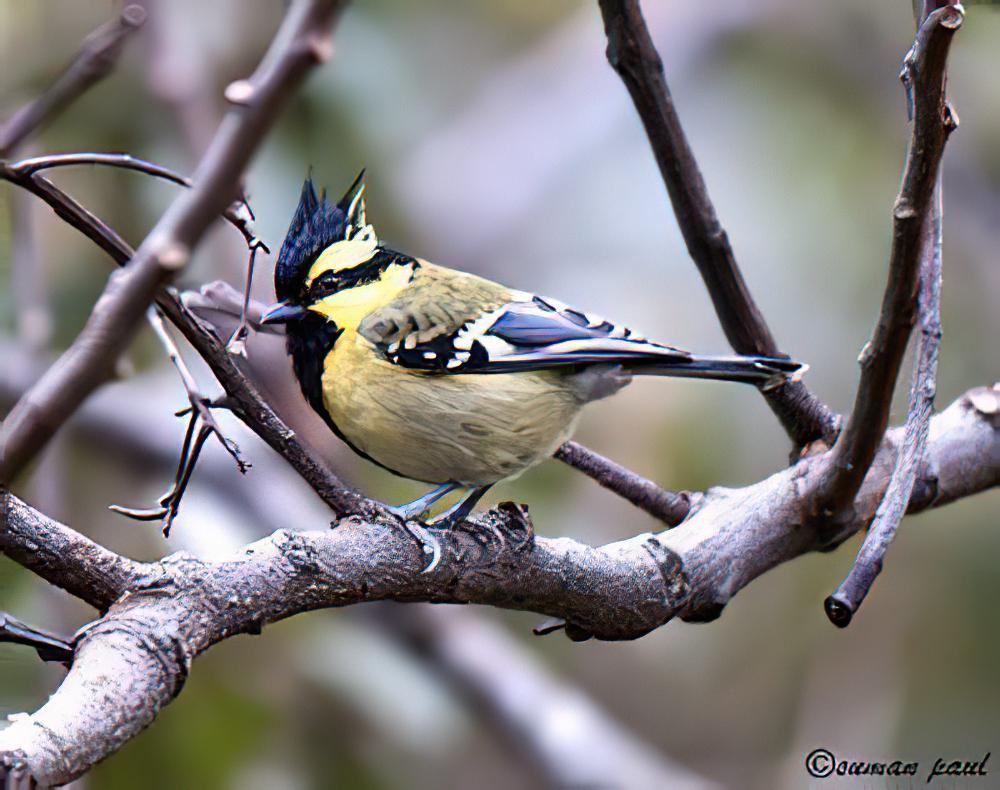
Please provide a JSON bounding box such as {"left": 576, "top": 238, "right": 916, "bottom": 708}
{"left": 0, "top": 6, "right": 146, "bottom": 157}
{"left": 826, "top": 178, "right": 946, "bottom": 626}
{"left": 0, "top": 384, "right": 997, "bottom": 785}
{"left": 0, "top": 0, "right": 346, "bottom": 484}
{"left": 819, "top": 5, "right": 962, "bottom": 515}
{"left": 596, "top": 0, "right": 838, "bottom": 446}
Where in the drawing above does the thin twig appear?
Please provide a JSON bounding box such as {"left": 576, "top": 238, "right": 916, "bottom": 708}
{"left": 224, "top": 240, "right": 265, "bottom": 355}
{"left": 6, "top": 152, "right": 271, "bottom": 254}
{"left": 825, "top": 179, "right": 944, "bottom": 627}
{"left": 554, "top": 441, "right": 695, "bottom": 525}
{"left": 823, "top": 1, "right": 957, "bottom": 626}
{"left": 596, "top": 0, "right": 838, "bottom": 446}
{"left": 818, "top": 5, "right": 962, "bottom": 516}
{"left": 0, "top": 6, "right": 146, "bottom": 157}
{"left": 0, "top": 0, "right": 345, "bottom": 484}
{"left": 108, "top": 308, "right": 250, "bottom": 534}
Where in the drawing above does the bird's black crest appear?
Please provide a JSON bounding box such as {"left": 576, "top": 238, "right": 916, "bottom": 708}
{"left": 274, "top": 171, "right": 368, "bottom": 301}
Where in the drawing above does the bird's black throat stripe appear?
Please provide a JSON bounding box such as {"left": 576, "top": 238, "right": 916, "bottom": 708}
{"left": 284, "top": 300, "right": 414, "bottom": 479}
{"left": 286, "top": 312, "right": 343, "bottom": 423}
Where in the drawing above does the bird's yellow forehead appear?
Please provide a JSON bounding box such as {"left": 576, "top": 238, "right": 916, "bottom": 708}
{"left": 306, "top": 237, "right": 378, "bottom": 285}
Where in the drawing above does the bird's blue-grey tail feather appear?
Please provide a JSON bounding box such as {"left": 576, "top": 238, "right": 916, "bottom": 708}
{"left": 628, "top": 354, "right": 806, "bottom": 388}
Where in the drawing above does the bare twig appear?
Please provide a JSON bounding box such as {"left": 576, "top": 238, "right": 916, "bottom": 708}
{"left": 5, "top": 151, "right": 271, "bottom": 255}
{"left": 819, "top": 5, "right": 962, "bottom": 515}
{"left": 822, "top": 1, "right": 958, "bottom": 626}
{"left": 596, "top": 0, "right": 838, "bottom": 446}
{"left": 0, "top": 0, "right": 346, "bottom": 484}
{"left": 108, "top": 308, "right": 250, "bottom": 534}
{"left": 825, "top": 180, "right": 944, "bottom": 627}
{"left": 0, "top": 6, "right": 146, "bottom": 157}
{"left": 0, "top": 612, "right": 74, "bottom": 664}
{"left": 554, "top": 441, "right": 696, "bottom": 525}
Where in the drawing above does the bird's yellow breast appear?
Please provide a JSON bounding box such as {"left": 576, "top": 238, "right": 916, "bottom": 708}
{"left": 320, "top": 330, "right": 582, "bottom": 486}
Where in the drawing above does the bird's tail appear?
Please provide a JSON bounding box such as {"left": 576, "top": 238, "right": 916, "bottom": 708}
{"left": 627, "top": 354, "right": 807, "bottom": 390}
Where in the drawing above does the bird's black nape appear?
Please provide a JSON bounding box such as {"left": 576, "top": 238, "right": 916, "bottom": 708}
{"left": 273, "top": 170, "right": 369, "bottom": 301}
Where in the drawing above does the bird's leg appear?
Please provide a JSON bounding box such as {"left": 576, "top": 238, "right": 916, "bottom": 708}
{"left": 426, "top": 485, "right": 491, "bottom": 528}
{"left": 388, "top": 482, "right": 460, "bottom": 521}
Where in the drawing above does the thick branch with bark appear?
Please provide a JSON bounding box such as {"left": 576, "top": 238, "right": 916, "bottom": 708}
{"left": 0, "top": 385, "right": 996, "bottom": 784}
{"left": 597, "top": 0, "right": 838, "bottom": 445}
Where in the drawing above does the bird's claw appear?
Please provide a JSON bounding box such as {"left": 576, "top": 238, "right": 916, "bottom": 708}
{"left": 397, "top": 519, "right": 442, "bottom": 573}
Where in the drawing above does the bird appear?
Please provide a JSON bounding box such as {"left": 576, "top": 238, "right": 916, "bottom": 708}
{"left": 261, "top": 173, "right": 806, "bottom": 531}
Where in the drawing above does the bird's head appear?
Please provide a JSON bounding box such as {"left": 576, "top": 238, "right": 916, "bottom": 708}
{"left": 261, "top": 170, "right": 383, "bottom": 327}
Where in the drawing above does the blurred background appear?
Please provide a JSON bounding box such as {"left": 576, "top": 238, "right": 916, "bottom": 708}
{"left": 1, "top": 1, "right": 998, "bottom": 788}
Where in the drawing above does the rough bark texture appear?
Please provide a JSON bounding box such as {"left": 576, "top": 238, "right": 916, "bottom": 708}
{"left": 1, "top": 385, "right": 997, "bottom": 785}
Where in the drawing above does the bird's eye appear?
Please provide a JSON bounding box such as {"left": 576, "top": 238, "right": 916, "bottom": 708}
{"left": 310, "top": 270, "right": 342, "bottom": 299}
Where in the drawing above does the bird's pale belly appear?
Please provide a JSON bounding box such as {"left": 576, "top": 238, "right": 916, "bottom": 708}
{"left": 322, "top": 332, "right": 583, "bottom": 485}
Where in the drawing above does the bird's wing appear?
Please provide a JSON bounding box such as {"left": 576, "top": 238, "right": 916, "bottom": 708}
{"left": 363, "top": 286, "right": 692, "bottom": 374}
{"left": 357, "top": 261, "right": 510, "bottom": 349}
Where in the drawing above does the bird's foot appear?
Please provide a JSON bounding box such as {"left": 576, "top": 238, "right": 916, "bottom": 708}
{"left": 388, "top": 482, "right": 460, "bottom": 522}
{"left": 396, "top": 519, "right": 443, "bottom": 573}
{"left": 425, "top": 486, "right": 490, "bottom": 529}
{"left": 390, "top": 485, "right": 492, "bottom": 573}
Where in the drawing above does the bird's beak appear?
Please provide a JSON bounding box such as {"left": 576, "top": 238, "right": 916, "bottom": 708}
{"left": 260, "top": 300, "right": 306, "bottom": 325}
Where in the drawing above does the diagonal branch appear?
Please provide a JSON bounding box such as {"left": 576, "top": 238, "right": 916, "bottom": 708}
{"left": 0, "top": 0, "right": 347, "bottom": 484}
{"left": 822, "top": 1, "right": 959, "bottom": 626}
{"left": 554, "top": 441, "right": 696, "bottom": 525}
{"left": 825, "top": 177, "right": 944, "bottom": 627}
{"left": 596, "top": 0, "right": 838, "bottom": 446}
{"left": 0, "top": 488, "right": 141, "bottom": 611}
{"left": 0, "top": 6, "right": 146, "bottom": 157}
{"left": 819, "top": 5, "right": 962, "bottom": 515}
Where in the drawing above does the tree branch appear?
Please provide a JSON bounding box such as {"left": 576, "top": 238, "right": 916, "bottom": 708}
{"left": 826, "top": 177, "right": 945, "bottom": 626}
{"left": 5, "top": 151, "right": 269, "bottom": 253}
{"left": 0, "top": 6, "right": 146, "bottom": 157}
{"left": 819, "top": 5, "right": 962, "bottom": 514}
{"left": 554, "top": 440, "right": 696, "bottom": 525}
{"left": 0, "top": 487, "right": 141, "bottom": 611}
{"left": 0, "top": 0, "right": 346, "bottom": 484}
{"left": 596, "top": 0, "right": 838, "bottom": 445}
{"left": 1, "top": 384, "right": 996, "bottom": 784}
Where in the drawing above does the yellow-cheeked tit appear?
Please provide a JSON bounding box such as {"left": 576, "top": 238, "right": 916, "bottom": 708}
{"left": 262, "top": 174, "right": 806, "bottom": 527}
